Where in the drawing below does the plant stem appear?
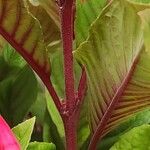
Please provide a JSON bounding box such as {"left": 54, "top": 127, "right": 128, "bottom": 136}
{"left": 58, "top": 0, "right": 87, "bottom": 149}
{"left": 58, "top": 0, "right": 78, "bottom": 149}
{"left": 43, "top": 78, "right": 62, "bottom": 113}
{"left": 63, "top": 113, "right": 78, "bottom": 150}
{"left": 59, "top": 0, "right": 76, "bottom": 112}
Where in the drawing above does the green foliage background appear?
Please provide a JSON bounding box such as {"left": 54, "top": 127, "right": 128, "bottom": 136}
{"left": 1, "top": 0, "right": 150, "bottom": 149}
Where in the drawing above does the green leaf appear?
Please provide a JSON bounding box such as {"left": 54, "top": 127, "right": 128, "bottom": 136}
{"left": 0, "top": 46, "right": 30, "bottom": 125}
{"left": 45, "top": 90, "right": 64, "bottom": 137}
{"left": 77, "top": 100, "right": 90, "bottom": 150}
{"left": 25, "top": 0, "right": 60, "bottom": 46}
{"left": 0, "top": 65, "right": 37, "bottom": 126}
{"left": 0, "top": 56, "right": 15, "bottom": 81}
{"left": 0, "top": 35, "right": 6, "bottom": 51}
{"left": 27, "top": 142, "right": 56, "bottom": 150}
{"left": 28, "top": 83, "right": 47, "bottom": 141}
{"left": 0, "top": 78, "right": 13, "bottom": 123}
{"left": 43, "top": 109, "right": 65, "bottom": 150}
{"left": 12, "top": 117, "right": 36, "bottom": 150}
{"left": 29, "top": 83, "right": 47, "bottom": 124}
{"left": 28, "top": 0, "right": 60, "bottom": 27}
{"left": 0, "top": 44, "right": 25, "bottom": 81}
{"left": 2, "top": 44, "right": 26, "bottom": 68}
{"left": 110, "top": 124, "right": 150, "bottom": 150}
{"left": 10, "top": 65, "right": 37, "bottom": 125}
{"left": 98, "top": 108, "right": 150, "bottom": 150}
{"left": 139, "top": 9, "right": 150, "bottom": 52}
{"left": 75, "top": 0, "right": 107, "bottom": 46}
{"left": 0, "top": 0, "right": 50, "bottom": 78}
{"left": 75, "top": 0, "right": 150, "bottom": 148}
{"left": 49, "top": 47, "right": 65, "bottom": 98}
{"left": 129, "top": 0, "right": 150, "bottom": 4}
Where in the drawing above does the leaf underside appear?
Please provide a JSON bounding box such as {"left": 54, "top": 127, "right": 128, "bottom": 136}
{"left": 30, "top": 0, "right": 60, "bottom": 28}
{"left": 25, "top": 0, "right": 60, "bottom": 46}
{"left": 0, "top": 0, "right": 50, "bottom": 79}
{"left": 75, "top": 0, "right": 150, "bottom": 148}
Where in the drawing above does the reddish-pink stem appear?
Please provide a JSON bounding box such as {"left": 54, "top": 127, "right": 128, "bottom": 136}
{"left": 63, "top": 112, "right": 78, "bottom": 150}
{"left": 59, "top": 0, "right": 76, "bottom": 112}
{"left": 43, "top": 77, "right": 62, "bottom": 113}
{"left": 58, "top": 0, "right": 83, "bottom": 149}
{"left": 58, "top": 0, "right": 78, "bottom": 149}
{"left": 58, "top": 0, "right": 87, "bottom": 149}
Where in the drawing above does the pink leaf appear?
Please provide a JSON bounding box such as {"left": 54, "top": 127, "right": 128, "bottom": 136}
{"left": 0, "top": 116, "right": 20, "bottom": 150}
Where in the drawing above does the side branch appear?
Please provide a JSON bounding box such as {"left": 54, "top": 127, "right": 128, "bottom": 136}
{"left": 43, "top": 77, "right": 62, "bottom": 113}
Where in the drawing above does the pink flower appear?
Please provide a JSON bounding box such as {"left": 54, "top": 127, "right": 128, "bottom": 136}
{"left": 0, "top": 116, "right": 20, "bottom": 150}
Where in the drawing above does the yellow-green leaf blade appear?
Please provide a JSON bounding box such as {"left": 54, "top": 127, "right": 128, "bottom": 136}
{"left": 26, "top": 1, "right": 60, "bottom": 46}
{"left": 29, "top": 0, "right": 60, "bottom": 27}
{"left": 75, "top": 0, "right": 150, "bottom": 148}
{"left": 12, "top": 117, "right": 36, "bottom": 150}
{"left": 110, "top": 124, "right": 150, "bottom": 150}
{"left": 27, "top": 142, "right": 56, "bottom": 150}
{"left": 0, "top": 0, "right": 50, "bottom": 77}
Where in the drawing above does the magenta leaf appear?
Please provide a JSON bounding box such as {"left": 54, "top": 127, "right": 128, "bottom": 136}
{"left": 0, "top": 115, "right": 20, "bottom": 150}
